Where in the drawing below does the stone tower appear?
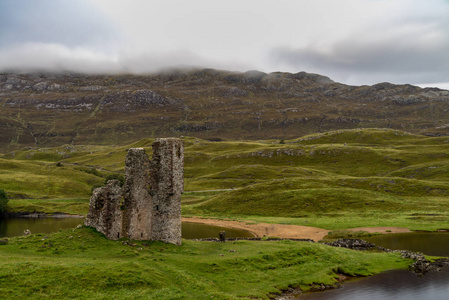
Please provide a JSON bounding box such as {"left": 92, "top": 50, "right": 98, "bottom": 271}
{"left": 85, "top": 138, "right": 184, "bottom": 245}
{"left": 122, "top": 148, "right": 153, "bottom": 240}
{"left": 150, "top": 138, "right": 184, "bottom": 245}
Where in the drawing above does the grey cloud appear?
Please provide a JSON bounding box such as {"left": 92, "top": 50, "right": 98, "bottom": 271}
{"left": 273, "top": 46, "right": 449, "bottom": 86}
{"left": 0, "top": 0, "right": 120, "bottom": 50}
{"left": 270, "top": 7, "right": 449, "bottom": 86}
{"left": 271, "top": 39, "right": 449, "bottom": 85}
{"left": 0, "top": 44, "right": 251, "bottom": 74}
{"left": 1, "top": 0, "right": 449, "bottom": 89}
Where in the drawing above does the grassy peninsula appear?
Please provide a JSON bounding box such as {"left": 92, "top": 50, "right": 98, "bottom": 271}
{"left": 0, "top": 227, "right": 410, "bottom": 299}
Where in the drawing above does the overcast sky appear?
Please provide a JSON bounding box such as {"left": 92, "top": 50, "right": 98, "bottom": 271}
{"left": 1, "top": 0, "right": 448, "bottom": 89}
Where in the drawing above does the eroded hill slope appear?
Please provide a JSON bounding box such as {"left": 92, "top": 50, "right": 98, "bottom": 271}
{"left": 1, "top": 69, "right": 449, "bottom": 151}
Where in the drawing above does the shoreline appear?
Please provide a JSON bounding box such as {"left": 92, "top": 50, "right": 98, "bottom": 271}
{"left": 347, "top": 226, "right": 412, "bottom": 234}
{"left": 2, "top": 211, "right": 85, "bottom": 219}
{"left": 3, "top": 212, "right": 415, "bottom": 240}
{"left": 182, "top": 217, "right": 330, "bottom": 241}
{"left": 182, "top": 217, "right": 413, "bottom": 241}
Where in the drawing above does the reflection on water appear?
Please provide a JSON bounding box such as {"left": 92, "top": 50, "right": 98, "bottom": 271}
{"left": 182, "top": 222, "right": 254, "bottom": 239}
{"left": 0, "top": 218, "right": 254, "bottom": 239}
{"left": 365, "top": 232, "right": 449, "bottom": 256}
{"left": 298, "top": 232, "right": 449, "bottom": 299}
{"left": 299, "top": 267, "right": 449, "bottom": 300}
{"left": 0, "top": 217, "right": 84, "bottom": 237}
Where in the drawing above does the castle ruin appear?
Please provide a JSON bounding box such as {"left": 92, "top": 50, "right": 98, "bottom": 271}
{"left": 84, "top": 138, "right": 183, "bottom": 245}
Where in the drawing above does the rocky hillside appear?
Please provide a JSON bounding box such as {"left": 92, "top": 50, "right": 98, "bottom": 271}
{"left": 1, "top": 69, "right": 449, "bottom": 151}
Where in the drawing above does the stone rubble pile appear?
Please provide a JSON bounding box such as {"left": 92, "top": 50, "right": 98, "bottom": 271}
{"left": 324, "top": 238, "right": 376, "bottom": 250}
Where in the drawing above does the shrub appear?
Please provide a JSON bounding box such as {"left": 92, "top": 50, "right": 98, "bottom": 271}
{"left": 0, "top": 189, "right": 8, "bottom": 213}
{"left": 90, "top": 174, "right": 124, "bottom": 193}
{"left": 104, "top": 174, "right": 125, "bottom": 186}
{"left": 91, "top": 184, "right": 104, "bottom": 193}
{"left": 86, "top": 167, "right": 100, "bottom": 176}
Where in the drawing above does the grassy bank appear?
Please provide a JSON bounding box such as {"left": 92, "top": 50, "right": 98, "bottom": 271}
{"left": 0, "top": 227, "right": 411, "bottom": 299}
{"left": 5, "top": 198, "right": 89, "bottom": 216}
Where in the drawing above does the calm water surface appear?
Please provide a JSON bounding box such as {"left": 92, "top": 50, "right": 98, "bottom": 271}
{"left": 299, "top": 267, "right": 449, "bottom": 300}
{"left": 0, "top": 217, "right": 254, "bottom": 239}
{"left": 0, "top": 217, "right": 83, "bottom": 237}
{"left": 365, "top": 232, "right": 449, "bottom": 256}
{"left": 181, "top": 222, "right": 254, "bottom": 239}
{"left": 299, "top": 232, "right": 449, "bottom": 299}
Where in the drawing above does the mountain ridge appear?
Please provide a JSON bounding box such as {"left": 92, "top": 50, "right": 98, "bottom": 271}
{"left": 1, "top": 68, "right": 449, "bottom": 152}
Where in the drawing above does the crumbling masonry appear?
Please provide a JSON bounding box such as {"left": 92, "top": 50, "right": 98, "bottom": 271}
{"left": 84, "top": 138, "right": 183, "bottom": 245}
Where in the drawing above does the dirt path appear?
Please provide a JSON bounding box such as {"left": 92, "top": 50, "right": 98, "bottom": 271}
{"left": 182, "top": 217, "right": 330, "bottom": 241}
{"left": 182, "top": 217, "right": 413, "bottom": 241}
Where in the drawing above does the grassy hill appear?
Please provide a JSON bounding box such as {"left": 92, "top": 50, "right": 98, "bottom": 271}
{"left": 2, "top": 128, "right": 449, "bottom": 231}
{"left": 2, "top": 69, "right": 449, "bottom": 152}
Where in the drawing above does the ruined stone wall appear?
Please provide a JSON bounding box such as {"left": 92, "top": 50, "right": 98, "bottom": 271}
{"left": 84, "top": 138, "right": 183, "bottom": 245}
{"left": 150, "top": 138, "right": 184, "bottom": 245}
{"left": 85, "top": 180, "right": 123, "bottom": 240}
{"left": 122, "top": 148, "right": 152, "bottom": 240}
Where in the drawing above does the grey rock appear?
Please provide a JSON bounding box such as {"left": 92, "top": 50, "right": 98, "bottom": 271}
{"left": 324, "top": 238, "right": 375, "bottom": 250}
{"left": 33, "top": 82, "right": 49, "bottom": 91}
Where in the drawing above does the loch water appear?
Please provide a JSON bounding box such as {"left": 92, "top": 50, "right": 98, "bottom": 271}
{"left": 0, "top": 217, "right": 254, "bottom": 239}
{"left": 365, "top": 232, "right": 449, "bottom": 256}
{"left": 181, "top": 222, "right": 254, "bottom": 239}
{"left": 298, "top": 232, "right": 449, "bottom": 299}
{"left": 0, "top": 216, "right": 83, "bottom": 237}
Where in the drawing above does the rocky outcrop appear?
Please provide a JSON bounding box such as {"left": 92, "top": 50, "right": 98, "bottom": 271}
{"left": 395, "top": 250, "right": 446, "bottom": 276}
{"left": 325, "top": 238, "right": 447, "bottom": 276}
{"left": 324, "top": 238, "right": 376, "bottom": 250}
{"left": 85, "top": 138, "right": 184, "bottom": 245}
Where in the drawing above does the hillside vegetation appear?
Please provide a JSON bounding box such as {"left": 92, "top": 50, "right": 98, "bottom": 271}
{"left": 2, "top": 128, "right": 449, "bottom": 231}
{"left": 1, "top": 69, "right": 449, "bottom": 152}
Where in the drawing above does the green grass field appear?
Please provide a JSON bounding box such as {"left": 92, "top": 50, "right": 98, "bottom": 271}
{"left": 3, "top": 128, "right": 448, "bottom": 231}
{"left": 0, "top": 226, "right": 411, "bottom": 299}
